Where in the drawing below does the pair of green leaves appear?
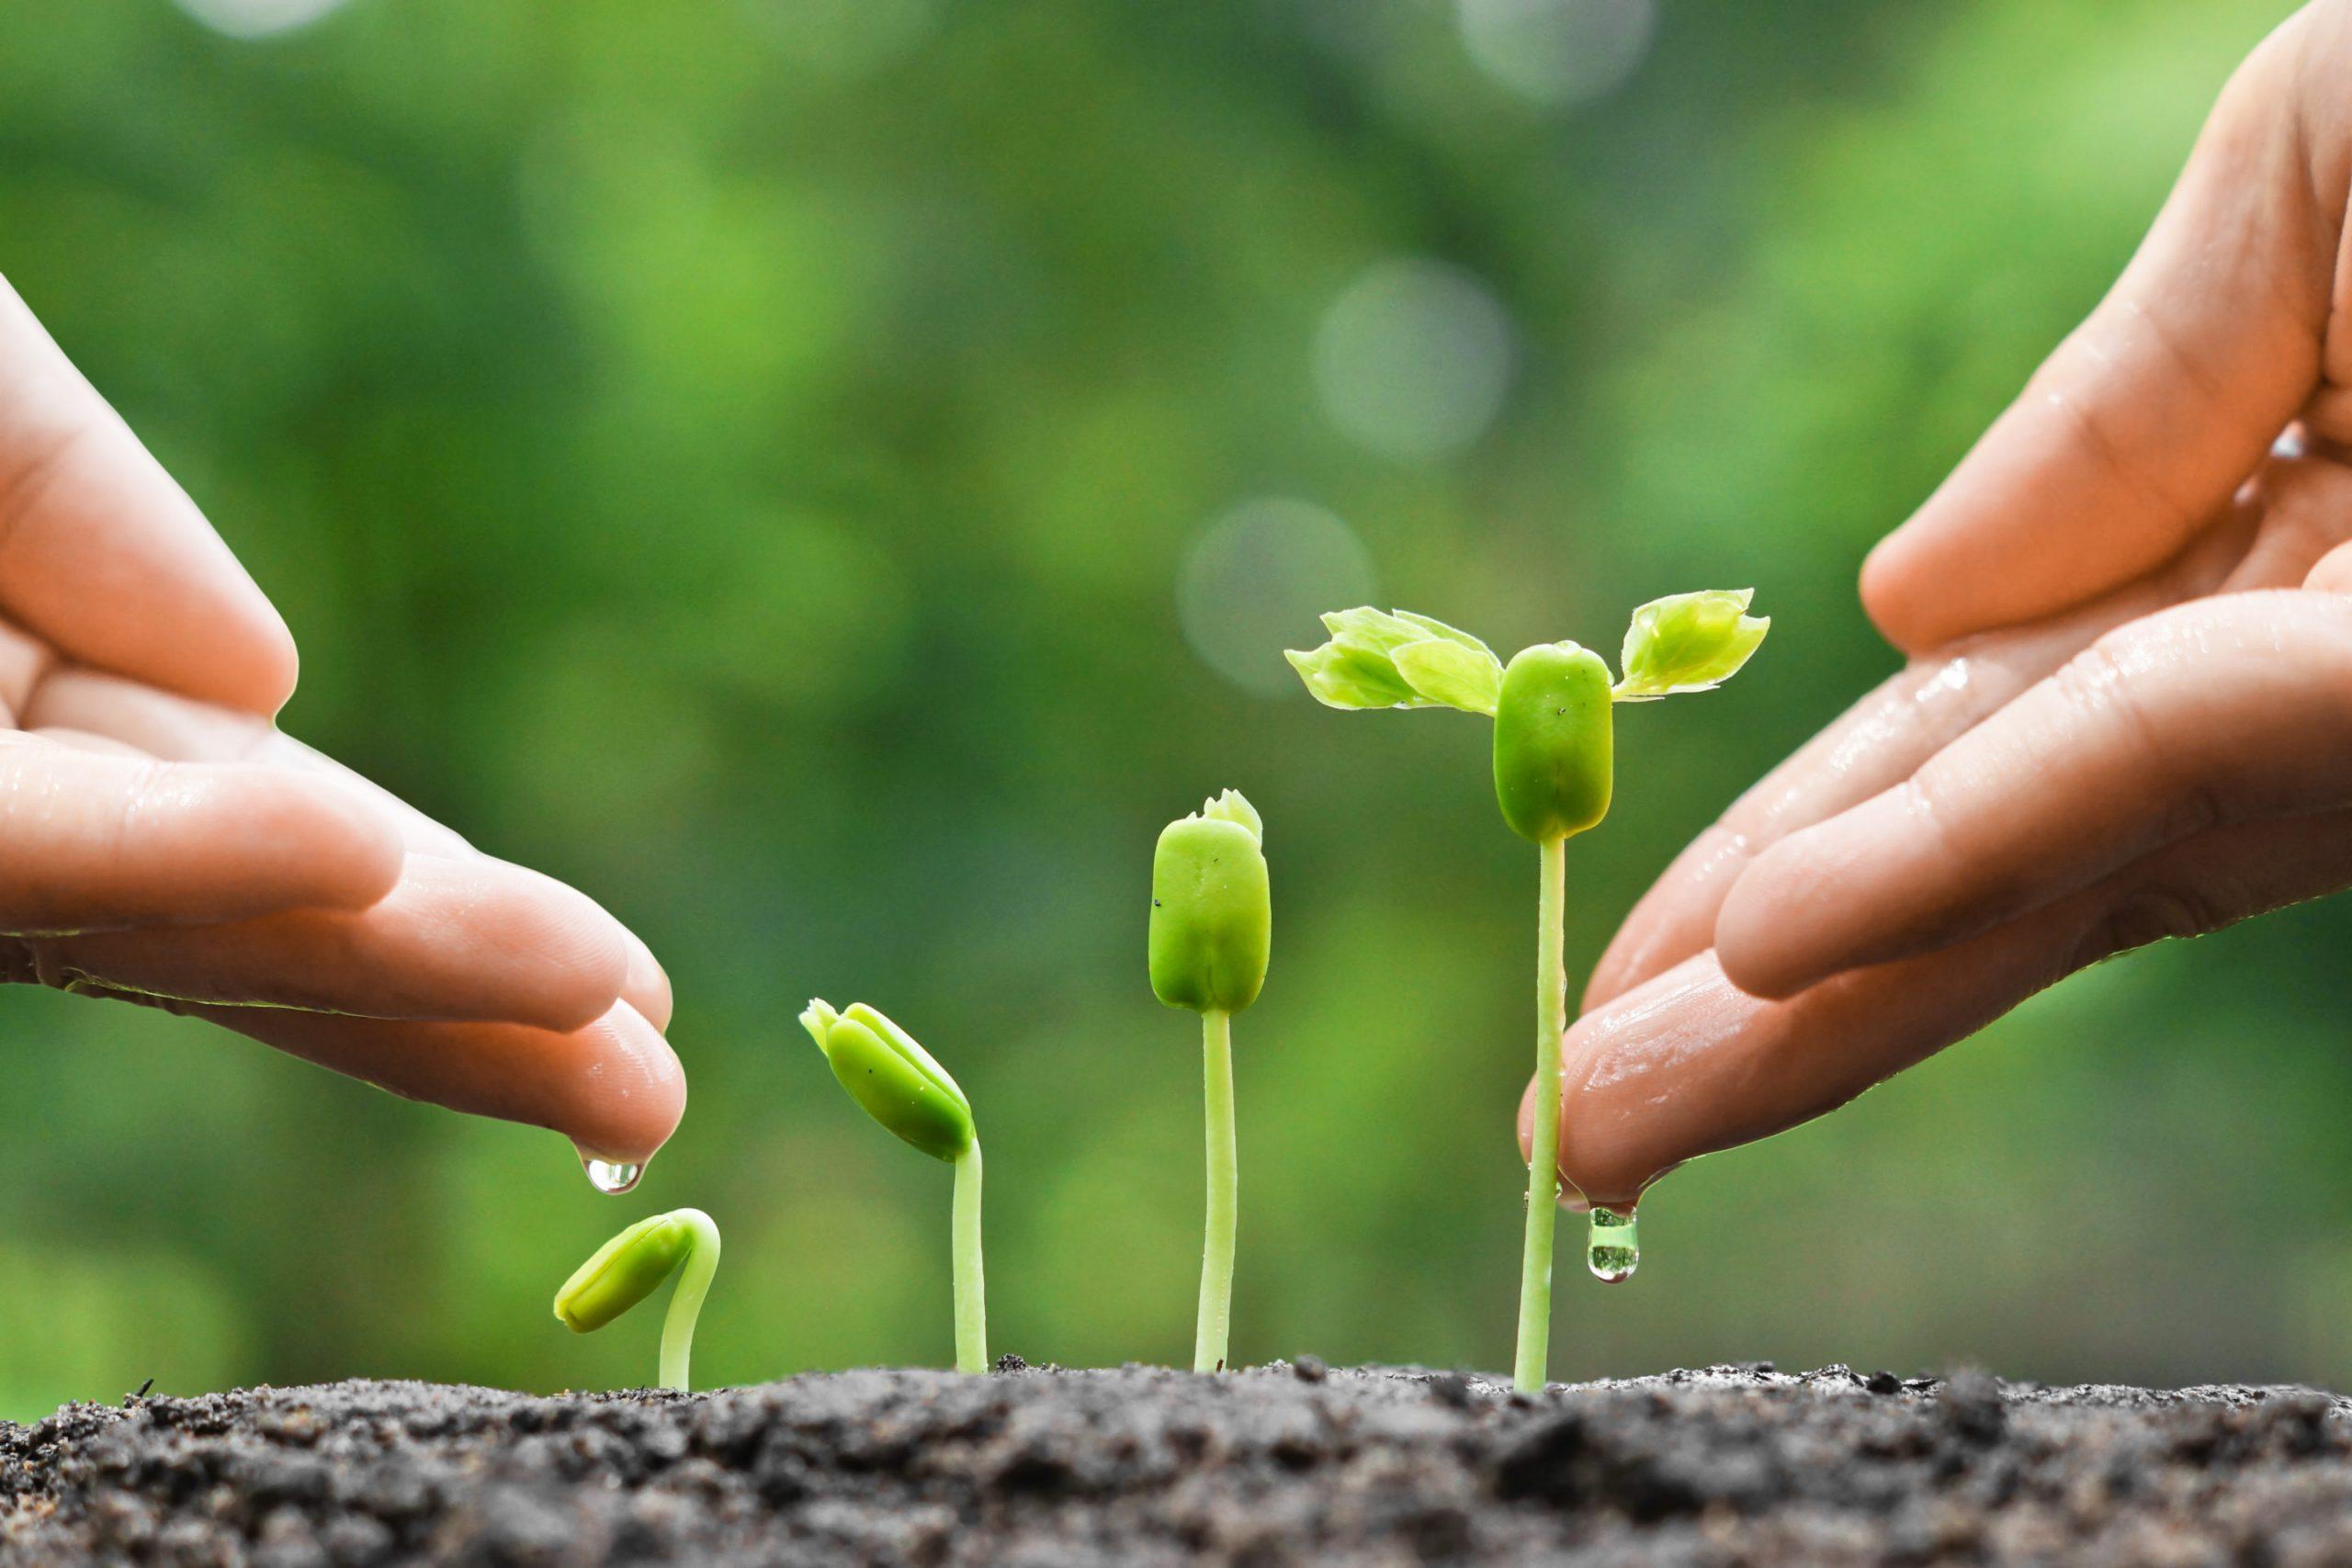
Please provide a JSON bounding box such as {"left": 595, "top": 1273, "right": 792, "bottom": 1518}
{"left": 1284, "top": 591, "right": 1770, "bottom": 715}
{"left": 1284, "top": 607, "right": 1507, "bottom": 716}
{"left": 802, "top": 998, "right": 975, "bottom": 1163}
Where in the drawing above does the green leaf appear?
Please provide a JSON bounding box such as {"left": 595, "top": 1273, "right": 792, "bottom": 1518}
{"left": 1285, "top": 607, "right": 1498, "bottom": 715}
{"left": 1284, "top": 642, "right": 1431, "bottom": 710}
{"left": 1317, "top": 606, "right": 1432, "bottom": 656}
{"left": 1392, "top": 610, "right": 1498, "bottom": 663}
{"left": 803, "top": 998, "right": 976, "bottom": 1161}
{"left": 1614, "top": 589, "right": 1770, "bottom": 702}
{"left": 1393, "top": 637, "right": 1502, "bottom": 716}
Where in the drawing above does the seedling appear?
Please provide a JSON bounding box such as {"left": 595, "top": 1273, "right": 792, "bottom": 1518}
{"left": 1288, "top": 592, "right": 1769, "bottom": 1392}
{"left": 1148, "top": 789, "right": 1272, "bottom": 1373}
{"left": 553, "top": 1207, "right": 722, "bottom": 1393}
{"left": 801, "top": 998, "right": 987, "bottom": 1373}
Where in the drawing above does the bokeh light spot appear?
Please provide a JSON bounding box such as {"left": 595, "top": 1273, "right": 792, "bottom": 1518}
{"left": 1455, "top": 0, "right": 1657, "bottom": 107}
{"left": 1313, "top": 258, "right": 1516, "bottom": 464}
{"left": 173, "top": 0, "right": 352, "bottom": 39}
{"left": 1180, "top": 500, "right": 1376, "bottom": 698}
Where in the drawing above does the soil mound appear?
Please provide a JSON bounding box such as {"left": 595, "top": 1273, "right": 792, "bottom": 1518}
{"left": 6, "top": 1361, "right": 2348, "bottom": 1565}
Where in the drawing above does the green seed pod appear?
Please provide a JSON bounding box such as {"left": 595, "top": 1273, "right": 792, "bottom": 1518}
{"left": 1148, "top": 789, "right": 1272, "bottom": 1015}
{"left": 802, "top": 998, "right": 974, "bottom": 1162}
{"left": 1493, "top": 642, "right": 1614, "bottom": 843}
{"left": 554, "top": 1209, "right": 712, "bottom": 1333}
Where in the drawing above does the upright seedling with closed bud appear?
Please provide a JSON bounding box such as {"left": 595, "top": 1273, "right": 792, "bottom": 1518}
{"left": 554, "top": 1207, "right": 722, "bottom": 1393}
{"left": 1149, "top": 789, "right": 1272, "bottom": 1374}
{"left": 1288, "top": 592, "right": 1769, "bottom": 1393}
{"left": 801, "top": 999, "right": 987, "bottom": 1373}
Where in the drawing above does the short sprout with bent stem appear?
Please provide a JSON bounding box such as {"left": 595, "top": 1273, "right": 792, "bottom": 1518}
{"left": 801, "top": 998, "right": 987, "bottom": 1373}
{"left": 553, "top": 1207, "right": 722, "bottom": 1393}
{"left": 1148, "top": 788, "right": 1272, "bottom": 1374}
{"left": 1288, "top": 592, "right": 1769, "bottom": 1393}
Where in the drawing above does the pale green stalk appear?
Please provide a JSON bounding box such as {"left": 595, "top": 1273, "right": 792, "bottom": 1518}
{"left": 953, "top": 1142, "right": 988, "bottom": 1374}
{"left": 1514, "top": 835, "right": 1566, "bottom": 1393}
{"left": 658, "top": 1210, "right": 721, "bottom": 1393}
{"left": 1194, "top": 1009, "right": 1237, "bottom": 1372}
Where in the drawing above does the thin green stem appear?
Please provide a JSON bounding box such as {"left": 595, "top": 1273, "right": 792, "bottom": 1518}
{"left": 658, "top": 1210, "right": 721, "bottom": 1393}
{"left": 1514, "top": 835, "right": 1567, "bottom": 1393}
{"left": 952, "top": 1141, "right": 988, "bottom": 1373}
{"left": 1194, "top": 1008, "right": 1237, "bottom": 1373}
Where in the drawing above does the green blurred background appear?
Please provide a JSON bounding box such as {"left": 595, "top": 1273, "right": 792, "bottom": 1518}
{"left": 2, "top": 0, "right": 2345, "bottom": 1422}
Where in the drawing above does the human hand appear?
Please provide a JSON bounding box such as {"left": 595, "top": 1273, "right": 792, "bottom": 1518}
{"left": 1526, "top": 0, "right": 2352, "bottom": 1209}
{"left": 0, "top": 276, "right": 681, "bottom": 1170}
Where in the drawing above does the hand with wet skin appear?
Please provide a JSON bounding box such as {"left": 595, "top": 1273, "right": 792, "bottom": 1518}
{"left": 0, "top": 275, "right": 681, "bottom": 1169}
{"left": 1527, "top": 0, "right": 2352, "bottom": 1210}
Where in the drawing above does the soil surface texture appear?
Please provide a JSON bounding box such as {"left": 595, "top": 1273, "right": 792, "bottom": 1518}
{"left": 5, "top": 1360, "right": 2350, "bottom": 1566}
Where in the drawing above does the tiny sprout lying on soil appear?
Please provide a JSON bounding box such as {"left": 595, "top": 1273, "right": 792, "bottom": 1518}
{"left": 1148, "top": 788, "right": 1271, "bottom": 1374}
{"left": 1289, "top": 592, "right": 1769, "bottom": 1393}
{"left": 801, "top": 998, "right": 987, "bottom": 1374}
{"left": 553, "top": 1207, "right": 722, "bottom": 1393}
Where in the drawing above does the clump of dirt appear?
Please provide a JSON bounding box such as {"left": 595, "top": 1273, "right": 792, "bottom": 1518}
{"left": 5, "top": 1361, "right": 2349, "bottom": 1565}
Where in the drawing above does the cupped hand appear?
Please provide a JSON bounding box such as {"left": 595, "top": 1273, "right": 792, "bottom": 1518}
{"left": 0, "top": 276, "right": 681, "bottom": 1168}
{"left": 1527, "top": 0, "right": 2352, "bottom": 1208}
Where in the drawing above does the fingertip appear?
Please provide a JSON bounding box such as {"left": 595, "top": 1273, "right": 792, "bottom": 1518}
{"left": 1858, "top": 532, "right": 1933, "bottom": 655}
{"left": 1712, "top": 855, "right": 1817, "bottom": 1001}
{"left": 2303, "top": 541, "right": 2352, "bottom": 595}
{"left": 565, "top": 1001, "right": 686, "bottom": 1167}
{"left": 1551, "top": 955, "right": 1745, "bottom": 1208}
{"left": 189, "top": 574, "right": 300, "bottom": 716}
{"left": 239, "top": 606, "right": 301, "bottom": 719}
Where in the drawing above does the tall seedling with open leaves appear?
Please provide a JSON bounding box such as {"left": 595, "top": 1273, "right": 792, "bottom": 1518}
{"left": 1288, "top": 592, "right": 1769, "bottom": 1393}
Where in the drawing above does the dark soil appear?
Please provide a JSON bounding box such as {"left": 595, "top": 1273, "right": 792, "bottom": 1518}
{"left": 5, "top": 1360, "right": 2350, "bottom": 1566}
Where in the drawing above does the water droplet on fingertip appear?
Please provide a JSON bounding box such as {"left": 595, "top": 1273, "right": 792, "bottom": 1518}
{"left": 1588, "top": 1205, "right": 1638, "bottom": 1283}
{"left": 583, "top": 1157, "right": 645, "bottom": 1195}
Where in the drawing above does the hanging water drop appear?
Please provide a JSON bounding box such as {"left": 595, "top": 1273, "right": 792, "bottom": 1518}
{"left": 582, "top": 1157, "right": 644, "bottom": 1195}
{"left": 1587, "top": 1205, "right": 1638, "bottom": 1283}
